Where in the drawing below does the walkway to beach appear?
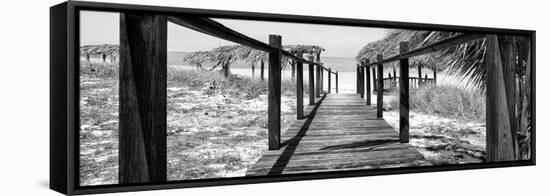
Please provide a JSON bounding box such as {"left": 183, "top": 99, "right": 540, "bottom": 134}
{"left": 246, "top": 93, "right": 430, "bottom": 176}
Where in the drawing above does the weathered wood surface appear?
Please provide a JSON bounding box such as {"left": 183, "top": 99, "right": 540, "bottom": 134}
{"left": 119, "top": 13, "right": 167, "bottom": 183}
{"left": 268, "top": 35, "right": 282, "bottom": 150}
{"left": 246, "top": 93, "right": 430, "bottom": 176}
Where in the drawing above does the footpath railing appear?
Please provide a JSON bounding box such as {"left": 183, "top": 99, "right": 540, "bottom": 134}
{"left": 355, "top": 33, "right": 484, "bottom": 143}
{"left": 354, "top": 33, "right": 524, "bottom": 164}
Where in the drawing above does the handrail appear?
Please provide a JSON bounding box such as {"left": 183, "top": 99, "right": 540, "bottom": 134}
{"left": 168, "top": 16, "right": 330, "bottom": 69}
{"left": 361, "top": 33, "right": 485, "bottom": 67}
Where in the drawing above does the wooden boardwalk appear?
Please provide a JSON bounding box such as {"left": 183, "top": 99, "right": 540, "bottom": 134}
{"left": 246, "top": 93, "right": 430, "bottom": 176}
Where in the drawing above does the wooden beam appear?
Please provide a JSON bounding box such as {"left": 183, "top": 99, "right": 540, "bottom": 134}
{"left": 485, "top": 34, "right": 514, "bottom": 161}
{"left": 359, "top": 64, "right": 364, "bottom": 98}
{"left": 268, "top": 35, "right": 282, "bottom": 150}
{"left": 365, "top": 59, "right": 371, "bottom": 105}
{"left": 399, "top": 42, "right": 410, "bottom": 143}
{"left": 296, "top": 52, "right": 304, "bottom": 120}
{"left": 308, "top": 56, "right": 315, "bottom": 105}
{"left": 168, "top": 16, "right": 321, "bottom": 66}
{"left": 376, "top": 54, "right": 384, "bottom": 118}
{"left": 119, "top": 13, "right": 167, "bottom": 184}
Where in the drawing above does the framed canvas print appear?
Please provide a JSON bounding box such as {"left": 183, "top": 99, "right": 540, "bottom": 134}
{"left": 50, "top": 1, "right": 536, "bottom": 195}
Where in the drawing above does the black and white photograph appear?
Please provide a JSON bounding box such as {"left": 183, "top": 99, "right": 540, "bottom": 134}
{"left": 76, "top": 8, "right": 533, "bottom": 186}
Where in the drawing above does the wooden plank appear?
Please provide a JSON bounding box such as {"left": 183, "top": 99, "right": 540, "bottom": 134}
{"left": 376, "top": 54, "right": 384, "bottom": 118}
{"left": 485, "top": 34, "right": 514, "bottom": 161}
{"left": 119, "top": 13, "right": 167, "bottom": 183}
{"left": 365, "top": 59, "right": 371, "bottom": 105}
{"left": 268, "top": 35, "right": 282, "bottom": 150}
{"left": 246, "top": 93, "right": 429, "bottom": 176}
{"left": 296, "top": 52, "right": 304, "bottom": 120}
{"left": 308, "top": 56, "right": 315, "bottom": 105}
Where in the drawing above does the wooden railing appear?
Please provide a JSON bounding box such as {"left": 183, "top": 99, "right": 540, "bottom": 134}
{"left": 117, "top": 13, "right": 339, "bottom": 183}
{"left": 168, "top": 16, "right": 340, "bottom": 150}
{"left": 371, "top": 76, "right": 435, "bottom": 92}
{"left": 356, "top": 33, "right": 485, "bottom": 144}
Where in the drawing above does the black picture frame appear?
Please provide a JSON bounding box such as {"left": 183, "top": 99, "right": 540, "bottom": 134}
{"left": 50, "top": 1, "right": 536, "bottom": 195}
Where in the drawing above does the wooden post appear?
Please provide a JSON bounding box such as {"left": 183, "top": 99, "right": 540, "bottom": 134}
{"left": 268, "top": 35, "right": 282, "bottom": 150}
{"left": 417, "top": 62, "right": 422, "bottom": 86}
{"left": 365, "top": 59, "right": 371, "bottom": 105}
{"left": 335, "top": 71, "right": 339, "bottom": 93}
{"left": 316, "top": 64, "right": 321, "bottom": 98}
{"left": 308, "top": 56, "right": 315, "bottom": 105}
{"left": 320, "top": 68, "right": 324, "bottom": 94}
{"left": 501, "top": 36, "right": 518, "bottom": 157}
{"left": 260, "top": 60, "right": 265, "bottom": 80}
{"left": 485, "top": 34, "right": 514, "bottom": 161}
{"left": 372, "top": 66, "right": 378, "bottom": 92}
{"left": 376, "top": 54, "right": 383, "bottom": 118}
{"left": 296, "top": 52, "right": 304, "bottom": 120}
{"left": 433, "top": 64, "right": 437, "bottom": 85}
{"left": 399, "top": 42, "right": 410, "bottom": 143}
{"left": 119, "top": 13, "right": 167, "bottom": 184}
{"left": 356, "top": 66, "right": 360, "bottom": 94}
{"left": 328, "top": 68, "right": 332, "bottom": 93}
{"left": 359, "top": 64, "right": 364, "bottom": 98}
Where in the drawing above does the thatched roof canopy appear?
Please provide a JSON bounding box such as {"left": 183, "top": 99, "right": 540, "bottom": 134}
{"left": 183, "top": 44, "right": 325, "bottom": 68}
{"left": 80, "top": 44, "right": 119, "bottom": 57}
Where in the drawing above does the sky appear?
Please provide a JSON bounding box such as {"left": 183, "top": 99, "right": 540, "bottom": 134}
{"left": 80, "top": 10, "right": 389, "bottom": 58}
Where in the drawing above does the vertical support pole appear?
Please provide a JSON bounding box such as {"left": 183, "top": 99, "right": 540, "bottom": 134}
{"left": 359, "top": 64, "right": 364, "bottom": 98}
{"left": 376, "top": 54, "right": 384, "bottom": 118}
{"left": 335, "top": 71, "right": 339, "bottom": 93}
{"left": 365, "top": 59, "right": 371, "bottom": 105}
{"left": 433, "top": 64, "right": 436, "bottom": 85}
{"left": 418, "top": 62, "right": 422, "bottom": 86}
{"left": 260, "top": 60, "right": 265, "bottom": 81}
{"left": 328, "top": 68, "right": 332, "bottom": 93}
{"left": 372, "top": 66, "right": 378, "bottom": 92}
{"left": 316, "top": 64, "right": 321, "bottom": 97}
{"left": 485, "top": 34, "right": 514, "bottom": 161}
{"left": 268, "top": 35, "right": 282, "bottom": 150}
{"left": 501, "top": 36, "right": 518, "bottom": 158}
{"left": 308, "top": 56, "right": 315, "bottom": 105}
{"left": 355, "top": 65, "right": 359, "bottom": 94}
{"left": 321, "top": 68, "right": 324, "bottom": 94}
{"left": 296, "top": 52, "right": 304, "bottom": 120}
{"left": 119, "top": 13, "right": 167, "bottom": 184}
{"left": 399, "top": 42, "right": 410, "bottom": 143}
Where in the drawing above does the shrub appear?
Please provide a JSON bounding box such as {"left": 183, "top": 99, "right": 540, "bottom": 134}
{"left": 167, "top": 68, "right": 307, "bottom": 99}
{"left": 388, "top": 85, "right": 485, "bottom": 121}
